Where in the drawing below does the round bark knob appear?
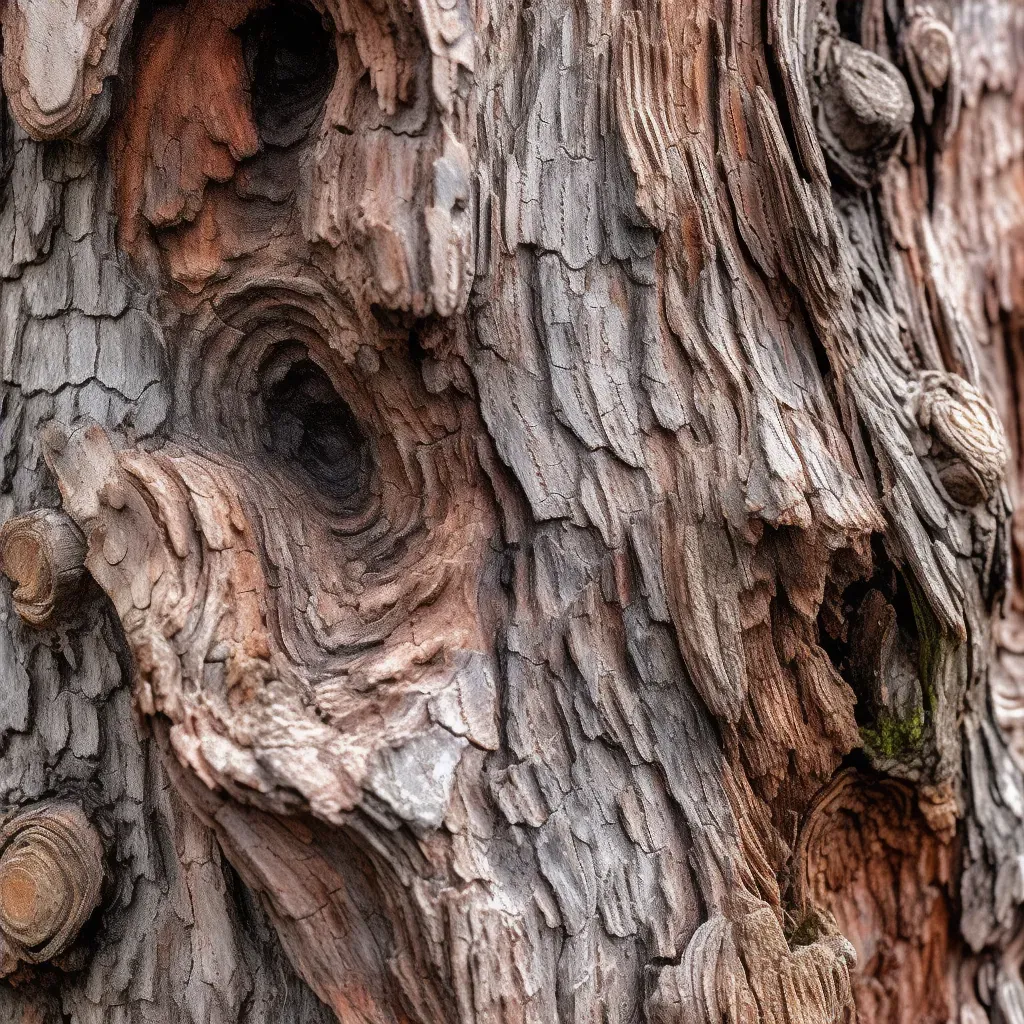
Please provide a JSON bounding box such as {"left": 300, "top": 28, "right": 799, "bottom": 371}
{"left": 913, "top": 371, "right": 1009, "bottom": 504}
{"left": 0, "top": 510, "right": 86, "bottom": 626}
{"left": 0, "top": 804, "right": 103, "bottom": 964}
{"left": 815, "top": 37, "right": 914, "bottom": 187}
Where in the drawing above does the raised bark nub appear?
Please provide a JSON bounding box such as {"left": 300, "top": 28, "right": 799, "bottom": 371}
{"left": 0, "top": 510, "right": 87, "bottom": 627}
{"left": 913, "top": 371, "right": 1010, "bottom": 505}
{"left": 815, "top": 37, "right": 914, "bottom": 187}
{"left": 0, "top": 804, "right": 103, "bottom": 970}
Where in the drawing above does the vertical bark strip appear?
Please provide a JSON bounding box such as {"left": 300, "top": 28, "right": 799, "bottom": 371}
{"left": 0, "top": 34, "right": 335, "bottom": 1024}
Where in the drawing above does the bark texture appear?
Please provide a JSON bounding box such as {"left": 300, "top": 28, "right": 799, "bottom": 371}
{"left": 0, "top": 0, "right": 1023, "bottom": 1022}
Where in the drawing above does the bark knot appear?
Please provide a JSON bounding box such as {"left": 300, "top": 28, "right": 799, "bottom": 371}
{"left": 0, "top": 803, "right": 104, "bottom": 974}
{"left": 910, "top": 371, "right": 1009, "bottom": 503}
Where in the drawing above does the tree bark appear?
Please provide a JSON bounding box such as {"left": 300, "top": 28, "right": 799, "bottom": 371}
{"left": 0, "top": 0, "right": 1022, "bottom": 1021}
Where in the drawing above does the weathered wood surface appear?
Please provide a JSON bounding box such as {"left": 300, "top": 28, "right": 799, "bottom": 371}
{"left": 0, "top": 0, "right": 1022, "bottom": 1022}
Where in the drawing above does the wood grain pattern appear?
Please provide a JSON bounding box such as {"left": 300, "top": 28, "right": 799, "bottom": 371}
{"left": 0, "top": 510, "right": 87, "bottom": 627}
{"left": 0, "top": 802, "right": 103, "bottom": 971}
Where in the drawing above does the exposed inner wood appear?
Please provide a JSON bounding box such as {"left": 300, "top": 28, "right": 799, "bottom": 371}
{"left": 794, "top": 769, "right": 955, "bottom": 1023}
{"left": 0, "top": 510, "right": 86, "bottom": 627}
{"left": 0, "top": 804, "right": 104, "bottom": 973}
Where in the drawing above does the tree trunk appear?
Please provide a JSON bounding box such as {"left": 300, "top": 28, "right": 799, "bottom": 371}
{"left": 0, "top": 0, "right": 1022, "bottom": 1021}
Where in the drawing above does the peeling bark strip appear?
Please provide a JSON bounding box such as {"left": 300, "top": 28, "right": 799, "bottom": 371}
{"left": 1, "top": 0, "right": 1024, "bottom": 1022}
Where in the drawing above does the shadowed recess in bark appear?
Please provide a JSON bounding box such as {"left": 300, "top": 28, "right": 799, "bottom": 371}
{"left": 239, "top": 1, "right": 338, "bottom": 147}
{"left": 258, "top": 348, "right": 371, "bottom": 508}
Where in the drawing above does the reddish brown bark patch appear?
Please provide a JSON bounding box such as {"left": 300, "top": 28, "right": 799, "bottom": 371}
{"left": 794, "top": 770, "right": 955, "bottom": 1024}
{"left": 110, "top": 1, "right": 261, "bottom": 263}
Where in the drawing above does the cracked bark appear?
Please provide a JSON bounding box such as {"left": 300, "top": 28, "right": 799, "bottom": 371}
{"left": 0, "top": 0, "right": 1023, "bottom": 1022}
